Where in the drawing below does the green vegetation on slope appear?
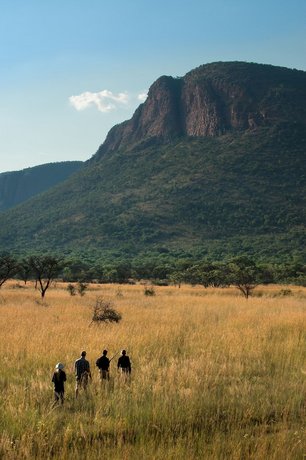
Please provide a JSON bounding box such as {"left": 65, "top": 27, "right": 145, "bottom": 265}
{"left": 0, "top": 161, "right": 83, "bottom": 212}
{"left": 0, "top": 122, "right": 305, "bottom": 262}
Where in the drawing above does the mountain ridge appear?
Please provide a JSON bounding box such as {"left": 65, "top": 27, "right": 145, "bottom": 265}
{"left": 93, "top": 61, "right": 306, "bottom": 160}
{"left": 0, "top": 161, "right": 83, "bottom": 212}
{"left": 0, "top": 61, "right": 305, "bottom": 262}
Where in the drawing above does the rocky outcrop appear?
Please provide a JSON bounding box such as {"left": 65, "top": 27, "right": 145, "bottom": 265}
{"left": 96, "top": 76, "right": 184, "bottom": 155}
{"left": 94, "top": 62, "right": 306, "bottom": 159}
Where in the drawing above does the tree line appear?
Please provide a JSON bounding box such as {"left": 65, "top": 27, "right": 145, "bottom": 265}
{"left": 0, "top": 253, "right": 305, "bottom": 299}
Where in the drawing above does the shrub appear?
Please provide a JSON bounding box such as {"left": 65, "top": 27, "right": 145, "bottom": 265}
{"left": 90, "top": 297, "right": 122, "bottom": 325}
{"left": 144, "top": 286, "right": 156, "bottom": 296}
{"left": 278, "top": 288, "right": 293, "bottom": 296}
{"left": 77, "top": 281, "right": 88, "bottom": 296}
{"left": 67, "top": 283, "right": 76, "bottom": 296}
{"left": 153, "top": 279, "right": 168, "bottom": 286}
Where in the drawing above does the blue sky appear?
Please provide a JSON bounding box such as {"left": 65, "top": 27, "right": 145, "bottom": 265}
{"left": 0, "top": 0, "right": 305, "bottom": 172}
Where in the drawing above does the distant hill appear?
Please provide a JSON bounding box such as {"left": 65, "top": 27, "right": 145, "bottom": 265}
{"left": 0, "top": 62, "right": 305, "bottom": 262}
{"left": 0, "top": 161, "right": 83, "bottom": 211}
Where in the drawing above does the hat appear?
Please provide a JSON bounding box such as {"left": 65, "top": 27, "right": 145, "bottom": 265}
{"left": 55, "top": 363, "right": 65, "bottom": 370}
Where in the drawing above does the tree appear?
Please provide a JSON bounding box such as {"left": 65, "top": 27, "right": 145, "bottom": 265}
{"left": 152, "top": 263, "right": 172, "bottom": 281}
{"left": 273, "top": 261, "right": 306, "bottom": 285}
{"left": 227, "top": 257, "right": 264, "bottom": 299}
{"left": 62, "top": 259, "right": 92, "bottom": 282}
{"left": 114, "top": 262, "right": 132, "bottom": 284}
{"left": 0, "top": 254, "right": 18, "bottom": 288}
{"left": 29, "top": 255, "right": 62, "bottom": 298}
{"left": 182, "top": 262, "right": 230, "bottom": 288}
{"left": 169, "top": 270, "right": 184, "bottom": 288}
{"left": 183, "top": 264, "right": 203, "bottom": 286}
{"left": 17, "top": 257, "right": 33, "bottom": 285}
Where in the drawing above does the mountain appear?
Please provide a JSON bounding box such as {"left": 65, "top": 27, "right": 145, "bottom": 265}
{"left": 0, "top": 62, "right": 305, "bottom": 262}
{"left": 95, "top": 61, "right": 306, "bottom": 156}
{"left": 0, "top": 161, "right": 83, "bottom": 212}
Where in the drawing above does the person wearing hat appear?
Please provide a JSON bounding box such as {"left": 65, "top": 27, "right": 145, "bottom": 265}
{"left": 96, "top": 349, "right": 110, "bottom": 381}
{"left": 117, "top": 350, "right": 131, "bottom": 378}
{"left": 52, "top": 363, "right": 67, "bottom": 405}
{"left": 74, "top": 351, "right": 91, "bottom": 397}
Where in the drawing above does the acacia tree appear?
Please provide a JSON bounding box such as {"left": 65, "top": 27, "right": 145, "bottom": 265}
{"left": 29, "top": 255, "right": 62, "bottom": 298}
{"left": 17, "top": 257, "right": 33, "bottom": 285}
{"left": 227, "top": 257, "right": 264, "bottom": 299}
{"left": 169, "top": 270, "right": 185, "bottom": 288}
{"left": 182, "top": 262, "right": 230, "bottom": 288}
{"left": 0, "top": 254, "right": 18, "bottom": 288}
{"left": 183, "top": 264, "right": 203, "bottom": 286}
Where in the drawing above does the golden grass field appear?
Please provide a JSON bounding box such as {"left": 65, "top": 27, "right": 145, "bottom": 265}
{"left": 0, "top": 281, "right": 305, "bottom": 459}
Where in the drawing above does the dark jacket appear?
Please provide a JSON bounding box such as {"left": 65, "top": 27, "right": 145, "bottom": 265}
{"left": 117, "top": 355, "right": 131, "bottom": 373}
{"left": 52, "top": 369, "right": 67, "bottom": 393}
{"left": 96, "top": 355, "right": 110, "bottom": 371}
{"left": 75, "top": 357, "right": 90, "bottom": 380}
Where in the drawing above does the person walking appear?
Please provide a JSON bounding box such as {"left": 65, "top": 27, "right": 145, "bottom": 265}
{"left": 96, "top": 349, "right": 110, "bottom": 381}
{"left": 74, "top": 351, "right": 91, "bottom": 397}
{"left": 52, "top": 362, "right": 66, "bottom": 405}
{"left": 117, "top": 350, "right": 131, "bottom": 378}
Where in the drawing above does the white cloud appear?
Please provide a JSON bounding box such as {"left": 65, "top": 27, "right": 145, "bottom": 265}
{"left": 69, "top": 90, "right": 129, "bottom": 112}
{"left": 137, "top": 92, "right": 148, "bottom": 102}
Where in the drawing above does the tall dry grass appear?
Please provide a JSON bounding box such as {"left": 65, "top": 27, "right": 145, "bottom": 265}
{"left": 0, "top": 282, "right": 305, "bottom": 459}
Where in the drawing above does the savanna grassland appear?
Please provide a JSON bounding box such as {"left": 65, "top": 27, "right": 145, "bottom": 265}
{"left": 0, "top": 282, "right": 305, "bottom": 459}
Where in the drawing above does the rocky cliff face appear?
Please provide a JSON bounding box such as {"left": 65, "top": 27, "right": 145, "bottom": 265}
{"left": 94, "top": 62, "right": 306, "bottom": 158}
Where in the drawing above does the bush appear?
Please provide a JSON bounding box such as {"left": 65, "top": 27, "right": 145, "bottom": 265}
{"left": 278, "top": 288, "right": 293, "bottom": 297}
{"left": 144, "top": 286, "right": 156, "bottom": 296}
{"left": 67, "top": 283, "right": 76, "bottom": 296}
{"left": 77, "top": 282, "right": 88, "bottom": 296}
{"left": 153, "top": 279, "right": 169, "bottom": 286}
{"left": 90, "top": 297, "right": 122, "bottom": 324}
